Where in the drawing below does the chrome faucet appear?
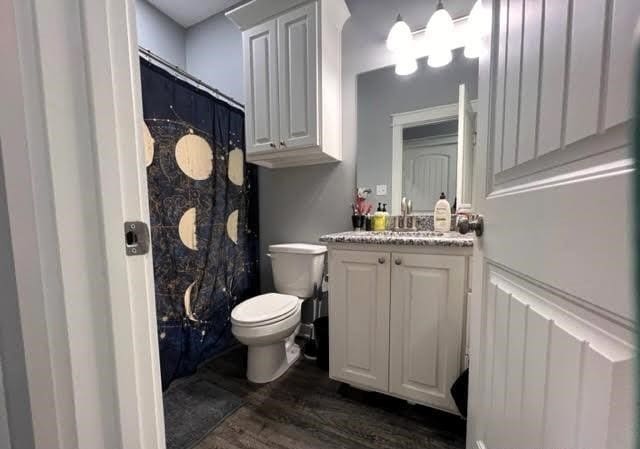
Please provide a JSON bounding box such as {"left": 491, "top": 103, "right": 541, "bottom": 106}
{"left": 394, "top": 197, "right": 416, "bottom": 231}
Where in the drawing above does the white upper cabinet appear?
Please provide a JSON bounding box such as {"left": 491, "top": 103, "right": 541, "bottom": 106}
{"left": 228, "top": 0, "right": 349, "bottom": 168}
{"left": 277, "top": 3, "right": 318, "bottom": 150}
{"left": 243, "top": 21, "right": 278, "bottom": 153}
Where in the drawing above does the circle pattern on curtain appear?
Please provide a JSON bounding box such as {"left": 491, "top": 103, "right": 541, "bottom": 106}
{"left": 178, "top": 207, "right": 198, "bottom": 250}
{"left": 228, "top": 148, "right": 244, "bottom": 186}
{"left": 226, "top": 210, "right": 239, "bottom": 244}
{"left": 175, "top": 132, "right": 213, "bottom": 180}
{"left": 143, "top": 121, "right": 155, "bottom": 167}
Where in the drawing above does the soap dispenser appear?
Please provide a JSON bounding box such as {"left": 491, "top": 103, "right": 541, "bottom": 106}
{"left": 373, "top": 203, "right": 385, "bottom": 231}
{"left": 434, "top": 192, "right": 451, "bottom": 232}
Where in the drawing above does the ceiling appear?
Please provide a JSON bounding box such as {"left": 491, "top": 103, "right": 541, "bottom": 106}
{"left": 148, "top": 0, "right": 475, "bottom": 30}
{"left": 146, "top": 0, "right": 247, "bottom": 27}
{"left": 345, "top": 0, "right": 476, "bottom": 41}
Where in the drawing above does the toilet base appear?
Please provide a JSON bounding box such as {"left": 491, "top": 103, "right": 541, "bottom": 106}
{"left": 246, "top": 334, "right": 300, "bottom": 383}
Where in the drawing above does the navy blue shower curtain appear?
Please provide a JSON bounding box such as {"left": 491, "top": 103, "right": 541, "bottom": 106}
{"left": 139, "top": 58, "right": 259, "bottom": 389}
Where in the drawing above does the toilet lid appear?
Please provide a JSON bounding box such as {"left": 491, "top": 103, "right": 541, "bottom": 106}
{"left": 231, "top": 293, "right": 299, "bottom": 326}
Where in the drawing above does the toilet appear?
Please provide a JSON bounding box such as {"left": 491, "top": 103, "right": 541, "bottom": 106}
{"left": 231, "top": 243, "right": 327, "bottom": 383}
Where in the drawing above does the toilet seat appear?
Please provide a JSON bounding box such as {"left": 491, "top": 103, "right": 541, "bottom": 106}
{"left": 231, "top": 293, "right": 299, "bottom": 327}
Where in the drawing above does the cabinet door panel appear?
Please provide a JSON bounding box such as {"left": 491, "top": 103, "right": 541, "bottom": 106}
{"left": 389, "top": 253, "right": 465, "bottom": 412}
{"left": 329, "top": 250, "right": 390, "bottom": 391}
{"left": 243, "top": 20, "right": 278, "bottom": 153}
{"left": 277, "top": 2, "right": 318, "bottom": 149}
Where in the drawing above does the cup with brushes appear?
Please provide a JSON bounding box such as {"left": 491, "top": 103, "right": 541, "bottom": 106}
{"left": 352, "top": 187, "right": 373, "bottom": 231}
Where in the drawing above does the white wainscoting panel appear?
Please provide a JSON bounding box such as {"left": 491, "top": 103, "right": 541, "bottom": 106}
{"left": 479, "top": 267, "right": 633, "bottom": 449}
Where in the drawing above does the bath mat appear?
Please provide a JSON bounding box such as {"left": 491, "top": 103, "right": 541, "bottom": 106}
{"left": 163, "top": 377, "right": 243, "bottom": 449}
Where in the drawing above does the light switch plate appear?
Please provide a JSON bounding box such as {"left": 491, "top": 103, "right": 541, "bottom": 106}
{"left": 376, "top": 184, "right": 387, "bottom": 196}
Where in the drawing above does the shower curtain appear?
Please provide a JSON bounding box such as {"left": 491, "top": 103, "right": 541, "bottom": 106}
{"left": 139, "top": 59, "right": 259, "bottom": 389}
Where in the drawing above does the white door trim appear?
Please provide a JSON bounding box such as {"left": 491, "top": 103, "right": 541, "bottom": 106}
{"left": 0, "top": 0, "right": 164, "bottom": 448}
{"left": 391, "top": 100, "right": 478, "bottom": 215}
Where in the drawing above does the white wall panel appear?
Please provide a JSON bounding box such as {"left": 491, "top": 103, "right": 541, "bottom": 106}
{"left": 565, "top": 0, "right": 607, "bottom": 145}
{"left": 479, "top": 269, "right": 633, "bottom": 449}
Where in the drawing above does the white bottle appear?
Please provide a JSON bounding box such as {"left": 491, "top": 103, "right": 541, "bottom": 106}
{"left": 433, "top": 192, "right": 451, "bottom": 232}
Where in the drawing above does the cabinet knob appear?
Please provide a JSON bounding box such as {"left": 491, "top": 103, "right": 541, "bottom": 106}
{"left": 395, "top": 258, "right": 402, "bottom": 265}
{"left": 280, "top": 141, "right": 286, "bottom": 147}
{"left": 269, "top": 142, "right": 276, "bottom": 148}
{"left": 378, "top": 257, "right": 385, "bottom": 264}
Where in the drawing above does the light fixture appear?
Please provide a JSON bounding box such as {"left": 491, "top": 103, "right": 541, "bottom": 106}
{"left": 386, "top": 15, "right": 412, "bottom": 52}
{"left": 425, "top": 0, "right": 454, "bottom": 68}
{"left": 395, "top": 50, "right": 418, "bottom": 76}
{"left": 464, "top": 0, "right": 484, "bottom": 58}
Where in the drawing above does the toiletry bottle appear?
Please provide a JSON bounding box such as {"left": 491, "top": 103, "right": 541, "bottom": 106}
{"left": 373, "top": 203, "right": 385, "bottom": 231}
{"left": 434, "top": 192, "right": 451, "bottom": 232}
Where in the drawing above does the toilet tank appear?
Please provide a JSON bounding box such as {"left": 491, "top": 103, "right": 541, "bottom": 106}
{"left": 268, "top": 243, "right": 327, "bottom": 298}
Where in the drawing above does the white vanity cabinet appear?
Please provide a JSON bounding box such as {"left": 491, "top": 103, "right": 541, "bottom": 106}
{"left": 328, "top": 249, "right": 391, "bottom": 391}
{"left": 227, "top": 0, "right": 349, "bottom": 168}
{"left": 328, "top": 244, "right": 469, "bottom": 415}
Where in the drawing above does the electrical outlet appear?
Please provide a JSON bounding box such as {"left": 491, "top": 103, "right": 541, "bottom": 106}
{"left": 376, "top": 184, "right": 387, "bottom": 196}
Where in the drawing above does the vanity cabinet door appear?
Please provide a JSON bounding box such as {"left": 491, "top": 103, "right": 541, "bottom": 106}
{"left": 276, "top": 2, "right": 318, "bottom": 150}
{"left": 329, "top": 249, "right": 390, "bottom": 391}
{"left": 243, "top": 19, "right": 279, "bottom": 154}
{"left": 389, "top": 253, "right": 465, "bottom": 413}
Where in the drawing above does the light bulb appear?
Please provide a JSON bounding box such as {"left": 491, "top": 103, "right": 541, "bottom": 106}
{"left": 386, "top": 15, "right": 413, "bottom": 52}
{"left": 425, "top": 2, "right": 454, "bottom": 68}
{"left": 464, "top": 0, "right": 484, "bottom": 58}
{"left": 428, "top": 49, "right": 452, "bottom": 68}
{"left": 395, "top": 54, "right": 418, "bottom": 75}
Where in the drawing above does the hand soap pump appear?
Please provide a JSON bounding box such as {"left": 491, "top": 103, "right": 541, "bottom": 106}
{"left": 373, "top": 203, "right": 385, "bottom": 231}
{"left": 434, "top": 192, "right": 451, "bottom": 232}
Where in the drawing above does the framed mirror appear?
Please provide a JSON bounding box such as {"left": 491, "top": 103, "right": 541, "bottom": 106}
{"left": 356, "top": 52, "right": 478, "bottom": 215}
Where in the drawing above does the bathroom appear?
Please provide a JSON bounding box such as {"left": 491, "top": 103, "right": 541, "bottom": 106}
{"left": 0, "top": 0, "right": 637, "bottom": 449}
{"left": 135, "top": 1, "right": 478, "bottom": 447}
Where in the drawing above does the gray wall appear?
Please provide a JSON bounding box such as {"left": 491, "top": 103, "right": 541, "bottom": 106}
{"left": 186, "top": 12, "right": 245, "bottom": 104}
{"left": 136, "top": 0, "right": 186, "bottom": 68}
{"left": 357, "top": 51, "right": 478, "bottom": 208}
{"left": 0, "top": 357, "right": 11, "bottom": 449}
{"left": 0, "top": 149, "right": 34, "bottom": 449}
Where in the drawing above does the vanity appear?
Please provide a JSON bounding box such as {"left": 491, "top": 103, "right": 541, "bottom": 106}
{"left": 320, "top": 231, "right": 473, "bottom": 415}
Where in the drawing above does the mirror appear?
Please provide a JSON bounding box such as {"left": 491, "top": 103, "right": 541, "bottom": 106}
{"left": 356, "top": 53, "right": 478, "bottom": 215}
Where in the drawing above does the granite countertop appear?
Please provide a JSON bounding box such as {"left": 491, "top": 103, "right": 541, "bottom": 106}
{"left": 319, "top": 230, "right": 474, "bottom": 247}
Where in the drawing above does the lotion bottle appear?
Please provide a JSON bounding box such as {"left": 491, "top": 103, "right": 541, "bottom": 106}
{"left": 434, "top": 192, "right": 451, "bottom": 232}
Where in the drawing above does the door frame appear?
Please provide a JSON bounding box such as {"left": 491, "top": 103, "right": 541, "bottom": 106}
{"left": 390, "top": 98, "right": 478, "bottom": 215}
{"left": 0, "top": 0, "right": 164, "bottom": 448}
{"left": 466, "top": 2, "right": 495, "bottom": 447}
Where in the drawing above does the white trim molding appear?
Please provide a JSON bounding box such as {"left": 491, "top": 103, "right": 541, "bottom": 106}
{"left": 0, "top": 0, "right": 164, "bottom": 448}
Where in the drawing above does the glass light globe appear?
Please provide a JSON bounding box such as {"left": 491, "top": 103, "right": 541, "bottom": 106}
{"left": 425, "top": 3, "right": 455, "bottom": 68}
{"left": 428, "top": 49, "right": 452, "bottom": 68}
{"left": 386, "top": 15, "right": 413, "bottom": 52}
{"left": 395, "top": 54, "right": 418, "bottom": 75}
{"left": 464, "top": 0, "right": 484, "bottom": 58}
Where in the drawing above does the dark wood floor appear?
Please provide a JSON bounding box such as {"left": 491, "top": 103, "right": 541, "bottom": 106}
{"left": 190, "top": 346, "right": 466, "bottom": 449}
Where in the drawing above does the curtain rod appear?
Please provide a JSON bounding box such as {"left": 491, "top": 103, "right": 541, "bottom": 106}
{"left": 138, "top": 46, "right": 245, "bottom": 110}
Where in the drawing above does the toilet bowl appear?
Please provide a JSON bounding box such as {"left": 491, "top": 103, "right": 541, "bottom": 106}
{"left": 231, "top": 293, "right": 302, "bottom": 383}
{"left": 231, "top": 243, "right": 326, "bottom": 383}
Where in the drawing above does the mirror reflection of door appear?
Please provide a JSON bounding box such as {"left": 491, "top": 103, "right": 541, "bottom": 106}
{"left": 355, "top": 56, "right": 478, "bottom": 214}
{"left": 402, "top": 121, "right": 458, "bottom": 213}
